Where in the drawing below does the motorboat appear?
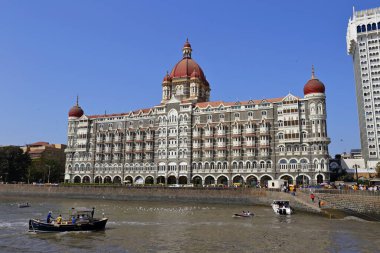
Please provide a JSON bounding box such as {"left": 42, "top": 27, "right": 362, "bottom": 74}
{"left": 233, "top": 212, "right": 254, "bottom": 218}
{"left": 18, "top": 203, "right": 31, "bottom": 208}
{"left": 271, "top": 200, "right": 293, "bottom": 215}
{"left": 29, "top": 207, "right": 108, "bottom": 232}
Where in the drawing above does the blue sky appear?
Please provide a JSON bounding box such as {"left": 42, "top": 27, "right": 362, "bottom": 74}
{"left": 0, "top": 0, "right": 378, "bottom": 155}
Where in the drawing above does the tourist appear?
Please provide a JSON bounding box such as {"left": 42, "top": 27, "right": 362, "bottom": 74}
{"left": 72, "top": 216, "right": 76, "bottom": 224}
{"left": 91, "top": 207, "right": 95, "bottom": 218}
{"left": 56, "top": 214, "right": 62, "bottom": 224}
{"left": 318, "top": 199, "right": 321, "bottom": 208}
{"left": 310, "top": 193, "right": 315, "bottom": 203}
{"left": 46, "top": 211, "right": 53, "bottom": 223}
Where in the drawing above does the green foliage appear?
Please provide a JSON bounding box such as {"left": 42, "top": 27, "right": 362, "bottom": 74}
{"left": 0, "top": 146, "right": 31, "bottom": 183}
{"left": 28, "top": 158, "right": 64, "bottom": 184}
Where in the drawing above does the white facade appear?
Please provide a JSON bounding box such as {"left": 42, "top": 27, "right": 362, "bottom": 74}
{"left": 347, "top": 7, "right": 380, "bottom": 166}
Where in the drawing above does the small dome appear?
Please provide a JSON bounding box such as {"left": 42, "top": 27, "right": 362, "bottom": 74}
{"left": 191, "top": 69, "right": 200, "bottom": 79}
{"left": 304, "top": 66, "right": 325, "bottom": 95}
{"left": 69, "top": 97, "right": 84, "bottom": 118}
{"left": 184, "top": 39, "right": 191, "bottom": 48}
{"left": 69, "top": 105, "right": 84, "bottom": 118}
{"left": 163, "top": 72, "right": 172, "bottom": 83}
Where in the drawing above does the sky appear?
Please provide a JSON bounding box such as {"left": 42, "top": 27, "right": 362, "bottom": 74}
{"left": 0, "top": 0, "right": 379, "bottom": 156}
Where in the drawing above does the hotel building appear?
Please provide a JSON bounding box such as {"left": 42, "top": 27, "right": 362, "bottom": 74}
{"left": 347, "top": 7, "right": 380, "bottom": 168}
{"left": 64, "top": 40, "right": 330, "bottom": 186}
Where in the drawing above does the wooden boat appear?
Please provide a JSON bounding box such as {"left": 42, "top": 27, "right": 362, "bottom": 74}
{"left": 271, "top": 200, "right": 294, "bottom": 215}
{"left": 233, "top": 212, "right": 254, "bottom": 218}
{"left": 28, "top": 207, "right": 108, "bottom": 232}
{"left": 18, "top": 203, "right": 31, "bottom": 208}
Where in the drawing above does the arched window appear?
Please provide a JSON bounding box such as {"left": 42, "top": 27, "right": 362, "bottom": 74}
{"left": 362, "top": 24, "right": 366, "bottom": 32}
{"left": 367, "top": 23, "right": 372, "bottom": 31}
{"left": 372, "top": 23, "right": 377, "bottom": 30}
{"left": 289, "top": 159, "right": 297, "bottom": 170}
{"left": 279, "top": 159, "right": 287, "bottom": 170}
{"left": 378, "top": 22, "right": 380, "bottom": 30}
{"left": 357, "top": 25, "right": 361, "bottom": 33}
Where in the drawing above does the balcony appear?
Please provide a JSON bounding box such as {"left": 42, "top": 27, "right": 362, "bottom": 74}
{"left": 216, "top": 130, "right": 226, "bottom": 136}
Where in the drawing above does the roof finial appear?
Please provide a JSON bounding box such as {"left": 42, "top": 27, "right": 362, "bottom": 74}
{"left": 76, "top": 95, "right": 79, "bottom": 106}
{"left": 183, "top": 38, "right": 192, "bottom": 58}
{"left": 311, "top": 65, "right": 315, "bottom": 79}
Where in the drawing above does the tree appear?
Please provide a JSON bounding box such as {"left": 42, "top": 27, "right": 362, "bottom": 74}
{"left": 376, "top": 162, "right": 380, "bottom": 178}
{"left": 0, "top": 146, "right": 31, "bottom": 183}
{"left": 28, "top": 158, "right": 64, "bottom": 183}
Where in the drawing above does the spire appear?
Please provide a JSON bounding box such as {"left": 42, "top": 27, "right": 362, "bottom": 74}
{"left": 76, "top": 95, "right": 79, "bottom": 106}
{"left": 311, "top": 65, "right": 315, "bottom": 79}
{"left": 182, "top": 38, "right": 192, "bottom": 59}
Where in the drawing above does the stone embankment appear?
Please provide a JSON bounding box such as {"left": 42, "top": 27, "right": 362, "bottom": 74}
{"left": 1, "top": 185, "right": 379, "bottom": 218}
{"left": 311, "top": 189, "right": 380, "bottom": 220}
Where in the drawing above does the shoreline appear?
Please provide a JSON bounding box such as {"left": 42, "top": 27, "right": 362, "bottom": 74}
{"left": 1, "top": 184, "right": 379, "bottom": 220}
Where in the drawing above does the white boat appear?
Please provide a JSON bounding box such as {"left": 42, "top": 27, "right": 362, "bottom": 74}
{"left": 271, "top": 200, "right": 293, "bottom": 215}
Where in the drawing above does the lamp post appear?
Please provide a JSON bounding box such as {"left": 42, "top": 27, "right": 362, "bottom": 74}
{"left": 353, "top": 164, "right": 359, "bottom": 185}
{"left": 297, "top": 168, "right": 300, "bottom": 187}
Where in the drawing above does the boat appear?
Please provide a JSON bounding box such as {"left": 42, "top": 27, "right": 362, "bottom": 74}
{"left": 28, "top": 207, "right": 108, "bottom": 232}
{"left": 233, "top": 212, "right": 254, "bottom": 218}
{"left": 271, "top": 200, "right": 294, "bottom": 215}
{"left": 18, "top": 203, "right": 31, "bottom": 208}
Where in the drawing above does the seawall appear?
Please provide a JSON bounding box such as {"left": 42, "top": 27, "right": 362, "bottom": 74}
{"left": 0, "top": 184, "right": 317, "bottom": 212}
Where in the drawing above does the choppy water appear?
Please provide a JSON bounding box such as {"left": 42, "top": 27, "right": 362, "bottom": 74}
{"left": 0, "top": 195, "right": 379, "bottom": 253}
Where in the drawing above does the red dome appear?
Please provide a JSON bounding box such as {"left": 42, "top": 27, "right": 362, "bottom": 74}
{"left": 170, "top": 58, "right": 206, "bottom": 82}
{"left": 69, "top": 105, "right": 84, "bottom": 118}
{"left": 304, "top": 78, "right": 325, "bottom": 95}
{"left": 184, "top": 40, "right": 191, "bottom": 48}
{"left": 163, "top": 72, "right": 172, "bottom": 82}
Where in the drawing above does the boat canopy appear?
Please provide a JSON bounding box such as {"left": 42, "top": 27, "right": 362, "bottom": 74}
{"left": 272, "top": 200, "right": 290, "bottom": 205}
{"left": 70, "top": 207, "right": 94, "bottom": 215}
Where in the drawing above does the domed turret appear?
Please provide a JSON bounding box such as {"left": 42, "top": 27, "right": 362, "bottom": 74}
{"left": 304, "top": 66, "right": 325, "bottom": 96}
{"left": 68, "top": 96, "right": 84, "bottom": 118}
{"left": 191, "top": 69, "right": 200, "bottom": 79}
{"left": 170, "top": 39, "right": 207, "bottom": 82}
{"left": 162, "top": 71, "right": 172, "bottom": 83}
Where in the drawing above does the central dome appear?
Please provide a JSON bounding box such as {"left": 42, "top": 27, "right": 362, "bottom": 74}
{"left": 169, "top": 39, "right": 207, "bottom": 83}
{"left": 170, "top": 58, "right": 206, "bottom": 81}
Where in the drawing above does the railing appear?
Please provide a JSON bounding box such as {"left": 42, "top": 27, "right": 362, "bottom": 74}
{"left": 302, "top": 188, "right": 380, "bottom": 196}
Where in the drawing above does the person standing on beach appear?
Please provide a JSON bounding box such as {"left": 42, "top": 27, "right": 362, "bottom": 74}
{"left": 310, "top": 193, "right": 315, "bottom": 203}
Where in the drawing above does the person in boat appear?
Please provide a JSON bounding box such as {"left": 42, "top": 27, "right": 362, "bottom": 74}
{"left": 246, "top": 211, "right": 250, "bottom": 216}
{"left": 71, "top": 215, "right": 76, "bottom": 224}
{"left": 47, "top": 211, "right": 53, "bottom": 223}
{"left": 56, "top": 214, "right": 62, "bottom": 224}
{"left": 91, "top": 207, "right": 95, "bottom": 218}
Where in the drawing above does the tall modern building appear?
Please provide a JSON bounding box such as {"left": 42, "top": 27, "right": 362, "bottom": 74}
{"left": 64, "top": 40, "right": 330, "bottom": 186}
{"left": 347, "top": 7, "right": 380, "bottom": 168}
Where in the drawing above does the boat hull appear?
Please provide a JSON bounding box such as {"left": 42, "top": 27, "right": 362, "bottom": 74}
{"left": 28, "top": 218, "right": 108, "bottom": 232}
{"left": 233, "top": 213, "right": 254, "bottom": 218}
